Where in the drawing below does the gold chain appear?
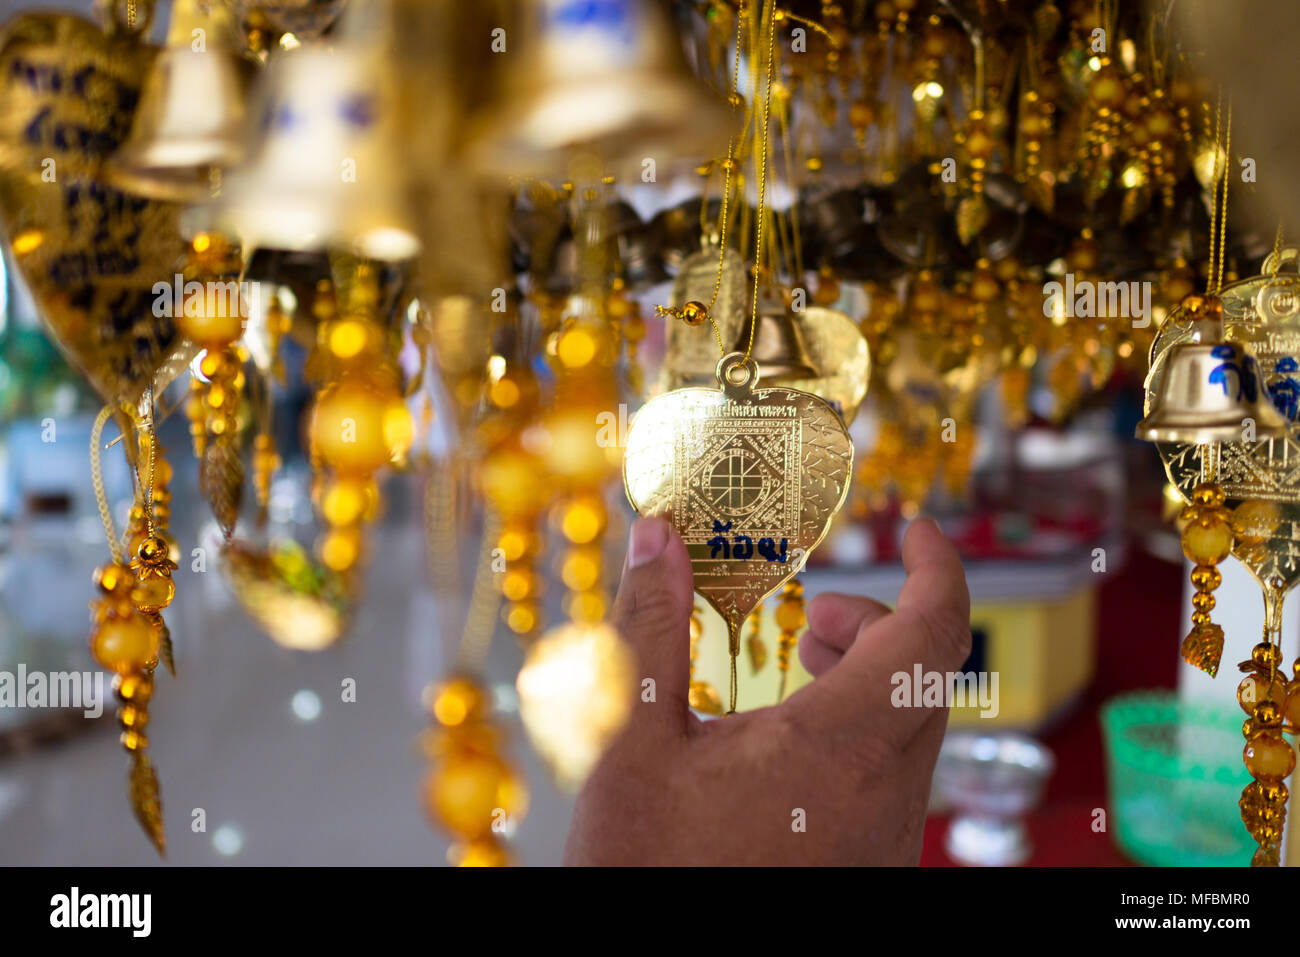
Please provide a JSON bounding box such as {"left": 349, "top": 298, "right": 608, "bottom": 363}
{"left": 91, "top": 405, "right": 123, "bottom": 566}
{"left": 745, "top": 0, "right": 779, "bottom": 362}
{"left": 1215, "top": 101, "right": 1231, "bottom": 294}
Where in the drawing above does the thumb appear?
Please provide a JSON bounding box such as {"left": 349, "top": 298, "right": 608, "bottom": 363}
{"left": 611, "top": 516, "right": 695, "bottom": 737}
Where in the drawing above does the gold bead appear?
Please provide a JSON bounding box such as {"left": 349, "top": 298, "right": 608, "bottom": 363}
{"left": 560, "top": 496, "right": 606, "bottom": 545}
{"left": 94, "top": 563, "right": 134, "bottom": 596}
{"left": 115, "top": 673, "right": 154, "bottom": 705}
{"left": 680, "top": 301, "right": 709, "bottom": 327}
{"left": 1252, "top": 642, "right": 1283, "bottom": 671}
{"left": 501, "top": 569, "right": 537, "bottom": 602}
{"left": 1189, "top": 564, "right": 1221, "bottom": 591}
{"left": 504, "top": 602, "right": 539, "bottom": 635}
{"left": 120, "top": 730, "right": 149, "bottom": 752}
{"left": 1254, "top": 700, "right": 1284, "bottom": 728}
{"left": 118, "top": 703, "right": 149, "bottom": 730}
{"left": 1191, "top": 482, "right": 1226, "bottom": 509}
{"left": 1191, "top": 591, "right": 1215, "bottom": 612}
{"left": 319, "top": 527, "right": 363, "bottom": 571}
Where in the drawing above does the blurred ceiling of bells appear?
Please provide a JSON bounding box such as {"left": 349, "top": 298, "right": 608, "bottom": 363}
{"left": 214, "top": 0, "right": 419, "bottom": 263}
{"left": 1174, "top": 0, "right": 1300, "bottom": 238}
{"left": 464, "top": 0, "right": 735, "bottom": 183}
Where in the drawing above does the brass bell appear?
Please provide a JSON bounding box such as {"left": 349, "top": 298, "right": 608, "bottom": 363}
{"left": 214, "top": 0, "right": 419, "bottom": 261}
{"left": 105, "top": 0, "right": 253, "bottom": 203}
{"left": 735, "top": 290, "right": 820, "bottom": 382}
{"left": 467, "top": 0, "right": 735, "bottom": 179}
{"left": 1137, "top": 340, "right": 1290, "bottom": 443}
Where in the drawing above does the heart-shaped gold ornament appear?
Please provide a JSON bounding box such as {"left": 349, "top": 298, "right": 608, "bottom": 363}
{"left": 0, "top": 12, "right": 194, "bottom": 408}
{"left": 624, "top": 353, "right": 854, "bottom": 710}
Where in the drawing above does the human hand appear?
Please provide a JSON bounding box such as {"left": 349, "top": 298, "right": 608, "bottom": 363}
{"left": 564, "top": 515, "right": 971, "bottom": 865}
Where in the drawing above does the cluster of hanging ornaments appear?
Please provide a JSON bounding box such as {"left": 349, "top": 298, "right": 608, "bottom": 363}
{"left": 0, "top": 0, "right": 1280, "bottom": 866}
{"left": 1138, "top": 93, "right": 1300, "bottom": 863}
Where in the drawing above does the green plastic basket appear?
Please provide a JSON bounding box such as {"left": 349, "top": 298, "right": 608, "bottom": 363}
{"left": 1101, "top": 691, "right": 1254, "bottom": 867}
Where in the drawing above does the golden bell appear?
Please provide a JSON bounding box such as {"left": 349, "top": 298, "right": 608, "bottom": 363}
{"left": 735, "top": 292, "right": 820, "bottom": 382}
{"left": 467, "top": 0, "right": 735, "bottom": 179}
{"left": 214, "top": 1, "right": 419, "bottom": 260}
{"left": 105, "top": 0, "right": 253, "bottom": 203}
{"left": 1137, "top": 341, "right": 1290, "bottom": 443}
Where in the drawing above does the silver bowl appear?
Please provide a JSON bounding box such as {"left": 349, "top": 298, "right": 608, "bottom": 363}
{"left": 933, "top": 732, "right": 1056, "bottom": 867}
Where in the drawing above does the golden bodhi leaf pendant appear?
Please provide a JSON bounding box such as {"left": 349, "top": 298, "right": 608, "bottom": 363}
{"left": 623, "top": 352, "right": 854, "bottom": 630}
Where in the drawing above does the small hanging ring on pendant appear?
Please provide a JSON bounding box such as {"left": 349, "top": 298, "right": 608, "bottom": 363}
{"left": 716, "top": 352, "right": 759, "bottom": 400}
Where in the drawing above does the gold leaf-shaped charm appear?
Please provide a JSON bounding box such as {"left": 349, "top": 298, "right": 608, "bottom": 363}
{"left": 128, "top": 753, "right": 165, "bottom": 856}
{"left": 0, "top": 13, "right": 195, "bottom": 408}
{"left": 1180, "top": 623, "right": 1224, "bottom": 677}
{"left": 200, "top": 434, "right": 244, "bottom": 538}
{"left": 956, "top": 194, "right": 989, "bottom": 244}
{"left": 154, "top": 614, "right": 175, "bottom": 677}
{"left": 624, "top": 353, "right": 853, "bottom": 634}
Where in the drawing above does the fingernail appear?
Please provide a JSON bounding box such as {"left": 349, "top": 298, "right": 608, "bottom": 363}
{"left": 628, "top": 517, "right": 669, "bottom": 568}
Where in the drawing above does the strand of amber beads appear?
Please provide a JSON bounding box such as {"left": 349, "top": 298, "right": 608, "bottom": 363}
{"left": 421, "top": 677, "right": 528, "bottom": 867}
{"left": 90, "top": 562, "right": 165, "bottom": 854}
{"left": 1238, "top": 642, "right": 1294, "bottom": 866}
{"left": 774, "top": 581, "right": 806, "bottom": 702}
{"left": 1179, "top": 482, "right": 1234, "bottom": 676}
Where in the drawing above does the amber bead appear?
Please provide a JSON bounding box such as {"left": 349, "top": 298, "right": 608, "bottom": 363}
{"left": 120, "top": 730, "right": 149, "bottom": 752}
{"left": 321, "top": 476, "right": 376, "bottom": 526}
{"left": 422, "top": 750, "right": 522, "bottom": 841}
{"left": 429, "top": 677, "right": 488, "bottom": 727}
{"left": 131, "top": 574, "right": 174, "bottom": 614}
{"left": 504, "top": 602, "right": 539, "bottom": 635}
{"left": 1238, "top": 674, "right": 1287, "bottom": 714}
{"left": 1244, "top": 733, "right": 1296, "bottom": 782}
{"left": 1191, "top": 591, "right": 1216, "bottom": 613}
{"left": 311, "top": 381, "right": 412, "bottom": 474}
{"left": 91, "top": 614, "right": 159, "bottom": 674}
{"left": 774, "top": 599, "right": 806, "bottom": 633}
{"left": 1189, "top": 611, "right": 1211, "bottom": 627}
{"left": 1180, "top": 514, "right": 1234, "bottom": 565}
